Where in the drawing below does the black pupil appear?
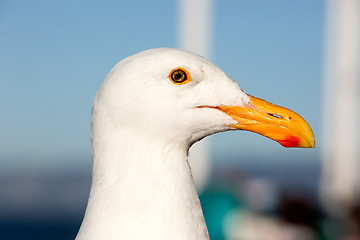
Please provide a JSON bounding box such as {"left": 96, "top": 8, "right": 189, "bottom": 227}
{"left": 172, "top": 70, "right": 186, "bottom": 82}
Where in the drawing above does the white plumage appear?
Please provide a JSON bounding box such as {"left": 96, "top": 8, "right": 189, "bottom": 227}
{"left": 75, "top": 48, "right": 314, "bottom": 240}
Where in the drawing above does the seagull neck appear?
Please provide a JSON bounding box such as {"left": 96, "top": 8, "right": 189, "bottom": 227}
{"left": 91, "top": 128, "right": 192, "bottom": 181}
{"left": 77, "top": 130, "right": 209, "bottom": 239}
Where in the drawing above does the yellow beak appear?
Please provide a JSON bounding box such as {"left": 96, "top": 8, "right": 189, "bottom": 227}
{"left": 218, "top": 95, "right": 315, "bottom": 148}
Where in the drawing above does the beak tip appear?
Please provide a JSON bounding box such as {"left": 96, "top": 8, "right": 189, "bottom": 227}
{"left": 309, "top": 139, "right": 316, "bottom": 149}
{"left": 303, "top": 141, "right": 316, "bottom": 149}
{"left": 303, "top": 130, "right": 316, "bottom": 149}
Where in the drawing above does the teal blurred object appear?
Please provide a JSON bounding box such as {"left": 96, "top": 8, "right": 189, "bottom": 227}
{"left": 200, "top": 187, "right": 244, "bottom": 240}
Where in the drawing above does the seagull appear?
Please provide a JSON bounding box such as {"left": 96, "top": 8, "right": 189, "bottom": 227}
{"left": 75, "top": 48, "right": 315, "bottom": 240}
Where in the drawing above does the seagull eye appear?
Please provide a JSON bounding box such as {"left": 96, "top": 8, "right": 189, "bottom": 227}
{"left": 169, "top": 68, "right": 191, "bottom": 85}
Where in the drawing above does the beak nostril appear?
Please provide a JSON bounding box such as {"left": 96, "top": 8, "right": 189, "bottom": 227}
{"left": 267, "top": 113, "right": 282, "bottom": 119}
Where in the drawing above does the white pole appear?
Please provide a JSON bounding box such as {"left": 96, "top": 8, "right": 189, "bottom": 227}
{"left": 321, "top": 0, "right": 360, "bottom": 215}
{"left": 178, "top": 0, "right": 213, "bottom": 192}
{"left": 179, "top": 0, "right": 213, "bottom": 58}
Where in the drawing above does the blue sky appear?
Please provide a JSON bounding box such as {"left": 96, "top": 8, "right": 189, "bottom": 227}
{"left": 1, "top": 0, "right": 324, "bottom": 171}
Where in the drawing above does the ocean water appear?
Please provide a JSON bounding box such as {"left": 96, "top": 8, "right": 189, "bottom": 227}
{"left": 0, "top": 218, "right": 81, "bottom": 240}
{"left": 0, "top": 157, "right": 320, "bottom": 240}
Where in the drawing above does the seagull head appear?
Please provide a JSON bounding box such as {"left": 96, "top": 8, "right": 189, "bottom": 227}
{"left": 92, "top": 48, "right": 315, "bottom": 150}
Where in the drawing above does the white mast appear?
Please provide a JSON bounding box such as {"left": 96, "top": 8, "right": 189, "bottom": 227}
{"left": 178, "top": 0, "right": 214, "bottom": 192}
{"left": 321, "top": 0, "right": 360, "bottom": 215}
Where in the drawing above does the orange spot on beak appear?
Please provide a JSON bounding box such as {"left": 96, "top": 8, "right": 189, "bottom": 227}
{"left": 278, "top": 136, "right": 301, "bottom": 148}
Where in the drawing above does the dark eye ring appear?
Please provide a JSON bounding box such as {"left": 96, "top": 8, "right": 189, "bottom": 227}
{"left": 169, "top": 68, "right": 191, "bottom": 85}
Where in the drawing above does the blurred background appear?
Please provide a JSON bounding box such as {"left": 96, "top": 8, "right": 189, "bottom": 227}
{"left": 0, "top": 0, "right": 359, "bottom": 239}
